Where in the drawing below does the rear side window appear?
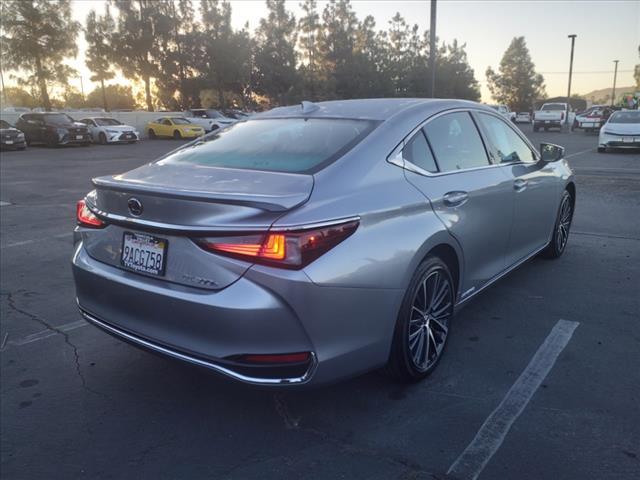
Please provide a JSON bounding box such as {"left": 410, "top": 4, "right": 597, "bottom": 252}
{"left": 404, "top": 131, "right": 438, "bottom": 173}
{"left": 159, "top": 118, "right": 377, "bottom": 173}
{"left": 477, "top": 113, "right": 535, "bottom": 163}
{"left": 423, "top": 112, "right": 489, "bottom": 172}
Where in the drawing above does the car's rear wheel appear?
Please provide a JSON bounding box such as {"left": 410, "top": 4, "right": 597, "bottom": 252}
{"left": 385, "top": 256, "right": 454, "bottom": 382}
{"left": 173, "top": 130, "right": 181, "bottom": 139}
{"left": 99, "top": 132, "right": 107, "bottom": 144}
{"left": 542, "top": 190, "right": 573, "bottom": 259}
{"left": 597, "top": 147, "right": 606, "bottom": 153}
{"left": 148, "top": 129, "right": 156, "bottom": 139}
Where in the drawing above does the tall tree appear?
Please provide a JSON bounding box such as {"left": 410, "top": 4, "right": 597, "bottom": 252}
{"left": 436, "top": 40, "right": 480, "bottom": 101}
{"left": 486, "top": 37, "right": 545, "bottom": 111}
{"left": 298, "top": 0, "right": 322, "bottom": 99}
{"left": 85, "top": 7, "right": 115, "bottom": 111}
{"left": 253, "top": 0, "right": 298, "bottom": 105}
{"left": 634, "top": 44, "right": 639, "bottom": 90}
{"left": 108, "top": 0, "right": 167, "bottom": 111}
{"left": 86, "top": 84, "right": 138, "bottom": 110}
{"left": 0, "top": 0, "right": 80, "bottom": 111}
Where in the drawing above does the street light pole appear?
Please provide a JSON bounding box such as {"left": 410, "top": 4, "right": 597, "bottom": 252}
{"left": 429, "top": 0, "right": 437, "bottom": 98}
{"left": 566, "top": 34, "right": 577, "bottom": 127}
{"left": 611, "top": 60, "right": 619, "bottom": 106}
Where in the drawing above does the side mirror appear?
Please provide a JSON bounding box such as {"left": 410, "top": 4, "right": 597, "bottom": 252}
{"left": 540, "top": 143, "right": 565, "bottom": 162}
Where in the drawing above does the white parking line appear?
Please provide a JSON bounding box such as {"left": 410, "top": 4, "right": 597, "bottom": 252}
{"left": 1, "top": 232, "right": 72, "bottom": 249}
{"left": 565, "top": 148, "right": 594, "bottom": 159}
{"left": 446, "top": 319, "right": 579, "bottom": 480}
{"left": 0, "top": 319, "right": 87, "bottom": 351}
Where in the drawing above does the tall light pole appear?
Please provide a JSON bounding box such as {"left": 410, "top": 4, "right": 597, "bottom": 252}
{"left": 611, "top": 60, "right": 619, "bottom": 106}
{"left": 429, "top": 0, "right": 437, "bottom": 98}
{"left": 566, "top": 34, "right": 577, "bottom": 127}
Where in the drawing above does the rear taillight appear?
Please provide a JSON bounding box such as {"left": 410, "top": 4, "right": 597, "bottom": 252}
{"left": 76, "top": 199, "right": 105, "bottom": 228}
{"left": 195, "top": 219, "right": 359, "bottom": 269}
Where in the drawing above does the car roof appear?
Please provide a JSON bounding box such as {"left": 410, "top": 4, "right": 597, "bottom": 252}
{"left": 255, "top": 98, "right": 483, "bottom": 121}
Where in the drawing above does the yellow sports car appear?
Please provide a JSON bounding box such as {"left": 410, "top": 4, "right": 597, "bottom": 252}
{"left": 146, "top": 117, "right": 205, "bottom": 139}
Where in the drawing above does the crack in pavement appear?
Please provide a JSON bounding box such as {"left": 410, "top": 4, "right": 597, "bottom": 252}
{"left": 3, "top": 290, "right": 109, "bottom": 400}
{"left": 271, "top": 393, "right": 441, "bottom": 479}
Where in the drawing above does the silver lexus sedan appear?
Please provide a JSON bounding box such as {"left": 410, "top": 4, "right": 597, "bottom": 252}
{"left": 72, "top": 99, "right": 575, "bottom": 386}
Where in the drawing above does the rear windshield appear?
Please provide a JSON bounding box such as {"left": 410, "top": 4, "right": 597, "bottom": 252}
{"left": 542, "top": 104, "right": 566, "bottom": 111}
{"left": 609, "top": 111, "right": 639, "bottom": 123}
{"left": 44, "top": 113, "right": 75, "bottom": 125}
{"left": 158, "top": 118, "right": 377, "bottom": 173}
{"left": 0, "top": 120, "right": 11, "bottom": 128}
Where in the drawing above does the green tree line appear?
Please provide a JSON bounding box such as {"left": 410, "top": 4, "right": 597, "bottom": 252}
{"left": 1, "top": 0, "right": 485, "bottom": 111}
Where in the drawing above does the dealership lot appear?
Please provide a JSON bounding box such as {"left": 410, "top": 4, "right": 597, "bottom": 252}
{"left": 1, "top": 129, "right": 639, "bottom": 479}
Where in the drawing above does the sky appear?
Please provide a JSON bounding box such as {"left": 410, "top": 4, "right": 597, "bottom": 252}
{"left": 23, "top": 0, "right": 640, "bottom": 101}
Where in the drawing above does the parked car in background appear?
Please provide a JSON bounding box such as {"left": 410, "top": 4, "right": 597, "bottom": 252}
{"left": 598, "top": 110, "right": 640, "bottom": 152}
{"left": 183, "top": 109, "right": 235, "bottom": 132}
{"left": 574, "top": 105, "right": 614, "bottom": 132}
{"left": 73, "top": 99, "right": 575, "bottom": 387}
{"left": 515, "top": 112, "right": 531, "bottom": 124}
{"left": 15, "top": 113, "right": 91, "bottom": 147}
{"left": 0, "top": 119, "right": 26, "bottom": 150}
{"left": 488, "top": 104, "right": 516, "bottom": 122}
{"left": 533, "top": 102, "right": 568, "bottom": 131}
{"left": 222, "top": 109, "right": 250, "bottom": 120}
{"left": 146, "top": 117, "right": 205, "bottom": 139}
{"left": 78, "top": 117, "right": 139, "bottom": 144}
{"left": 1, "top": 106, "right": 31, "bottom": 113}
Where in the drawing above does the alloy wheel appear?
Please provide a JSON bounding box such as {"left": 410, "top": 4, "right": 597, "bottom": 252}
{"left": 556, "top": 195, "right": 572, "bottom": 253}
{"left": 408, "top": 268, "right": 453, "bottom": 371}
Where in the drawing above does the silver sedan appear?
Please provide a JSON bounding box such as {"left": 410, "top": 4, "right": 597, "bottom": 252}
{"left": 72, "top": 99, "right": 575, "bottom": 386}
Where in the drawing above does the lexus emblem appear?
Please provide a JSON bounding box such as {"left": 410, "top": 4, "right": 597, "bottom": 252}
{"left": 127, "top": 197, "right": 143, "bottom": 217}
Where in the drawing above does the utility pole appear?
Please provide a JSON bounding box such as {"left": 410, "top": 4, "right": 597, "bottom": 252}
{"left": 611, "top": 60, "right": 619, "bottom": 106}
{"left": 429, "top": 0, "right": 437, "bottom": 98}
{"left": 566, "top": 34, "right": 576, "bottom": 127}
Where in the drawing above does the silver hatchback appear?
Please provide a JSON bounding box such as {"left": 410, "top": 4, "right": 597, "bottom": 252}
{"left": 72, "top": 99, "right": 575, "bottom": 386}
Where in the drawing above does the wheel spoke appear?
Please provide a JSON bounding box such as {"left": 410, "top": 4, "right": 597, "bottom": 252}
{"left": 431, "top": 302, "right": 452, "bottom": 319}
{"left": 430, "top": 317, "right": 449, "bottom": 334}
{"left": 429, "top": 273, "right": 440, "bottom": 308}
{"left": 431, "top": 282, "right": 449, "bottom": 312}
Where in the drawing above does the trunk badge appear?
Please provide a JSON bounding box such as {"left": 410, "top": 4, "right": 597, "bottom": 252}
{"left": 127, "top": 198, "right": 143, "bottom": 217}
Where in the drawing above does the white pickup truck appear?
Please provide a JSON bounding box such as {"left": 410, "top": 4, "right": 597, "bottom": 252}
{"left": 533, "top": 103, "right": 569, "bottom": 132}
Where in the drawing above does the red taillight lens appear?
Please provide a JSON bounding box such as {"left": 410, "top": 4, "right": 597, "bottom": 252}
{"left": 76, "top": 199, "right": 105, "bottom": 228}
{"left": 195, "top": 219, "right": 359, "bottom": 269}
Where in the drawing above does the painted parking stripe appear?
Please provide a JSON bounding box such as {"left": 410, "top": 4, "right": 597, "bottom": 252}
{"left": 446, "top": 319, "right": 579, "bottom": 480}
{"left": 1, "top": 319, "right": 87, "bottom": 350}
{"left": 1, "top": 232, "right": 72, "bottom": 249}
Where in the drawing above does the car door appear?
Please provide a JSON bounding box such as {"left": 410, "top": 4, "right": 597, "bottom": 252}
{"left": 402, "top": 111, "right": 514, "bottom": 299}
{"left": 160, "top": 118, "right": 173, "bottom": 136}
{"left": 475, "top": 111, "right": 559, "bottom": 265}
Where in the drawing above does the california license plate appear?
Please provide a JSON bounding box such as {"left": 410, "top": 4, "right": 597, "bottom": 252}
{"left": 121, "top": 232, "right": 167, "bottom": 276}
{"left": 5, "top": 140, "right": 13, "bottom": 144}
{"left": 76, "top": 135, "right": 83, "bottom": 140}
{"left": 622, "top": 137, "right": 633, "bottom": 143}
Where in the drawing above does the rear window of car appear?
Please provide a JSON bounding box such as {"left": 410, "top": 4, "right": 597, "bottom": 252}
{"left": 542, "top": 104, "right": 566, "bottom": 111}
{"left": 158, "top": 118, "right": 377, "bottom": 173}
{"left": 608, "top": 111, "right": 640, "bottom": 124}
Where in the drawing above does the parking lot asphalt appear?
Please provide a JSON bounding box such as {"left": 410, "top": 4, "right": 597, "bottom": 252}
{"left": 1, "top": 127, "right": 639, "bottom": 480}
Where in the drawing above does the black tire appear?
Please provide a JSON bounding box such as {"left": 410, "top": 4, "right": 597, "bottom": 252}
{"left": 173, "top": 130, "right": 181, "bottom": 140}
{"left": 46, "top": 134, "right": 57, "bottom": 148}
{"left": 148, "top": 129, "right": 156, "bottom": 139}
{"left": 597, "top": 147, "right": 606, "bottom": 153}
{"left": 541, "top": 190, "right": 574, "bottom": 259}
{"left": 99, "top": 132, "right": 107, "bottom": 145}
{"left": 385, "top": 256, "right": 455, "bottom": 382}
{"left": 533, "top": 124, "right": 539, "bottom": 132}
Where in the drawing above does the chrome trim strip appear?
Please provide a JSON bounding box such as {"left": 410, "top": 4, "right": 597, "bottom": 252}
{"left": 273, "top": 215, "right": 361, "bottom": 231}
{"left": 455, "top": 243, "right": 548, "bottom": 307}
{"left": 79, "top": 308, "right": 317, "bottom": 385}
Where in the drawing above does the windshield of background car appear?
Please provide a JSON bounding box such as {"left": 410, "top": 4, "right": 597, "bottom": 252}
{"left": 542, "top": 104, "right": 565, "bottom": 111}
{"left": 45, "top": 113, "right": 75, "bottom": 125}
{"left": 171, "top": 118, "right": 191, "bottom": 125}
{"left": 158, "top": 118, "right": 377, "bottom": 173}
{"left": 95, "top": 118, "right": 122, "bottom": 126}
{"left": 0, "top": 120, "right": 10, "bottom": 128}
{"left": 608, "top": 111, "right": 640, "bottom": 124}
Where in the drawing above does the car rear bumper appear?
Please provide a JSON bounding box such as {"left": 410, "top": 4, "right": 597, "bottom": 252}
{"left": 72, "top": 242, "right": 401, "bottom": 386}
{"left": 1, "top": 139, "right": 26, "bottom": 149}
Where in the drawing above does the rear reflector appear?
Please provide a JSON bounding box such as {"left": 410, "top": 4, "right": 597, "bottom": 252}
{"left": 76, "top": 199, "right": 105, "bottom": 228}
{"left": 238, "top": 352, "right": 311, "bottom": 364}
{"left": 195, "top": 219, "right": 359, "bottom": 269}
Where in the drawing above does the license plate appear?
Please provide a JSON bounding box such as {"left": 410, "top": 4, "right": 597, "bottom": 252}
{"left": 125, "top": 134, "right": 133, "bottom": 139}
{"left": 623, "top": 137, "right": 633, "bottom": 143}
{"left": 76, "top": 135, "right": 83, "bottom": 140}
{"left": 544, "top": 120, "right": 550, "bottom": 124}
{"left": 582, "top": 122, "right": 595, "bottom": 128}
{"left": 5, "top": 140, "right": 13, "bottom": 144}
{"left": 121, "top": 232, "right": 167, "bottom": 276}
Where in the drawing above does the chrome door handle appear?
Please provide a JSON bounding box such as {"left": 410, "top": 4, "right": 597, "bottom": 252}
{"left": 443, "top": 191, "right": 469, "bottom": 207}
{"left": 514, "top": 179, "right": 528, "bottom": 191}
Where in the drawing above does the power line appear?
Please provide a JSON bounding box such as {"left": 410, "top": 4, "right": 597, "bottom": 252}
{"left": 538, "top": 70, "right": 634, "bottom": 74}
